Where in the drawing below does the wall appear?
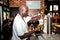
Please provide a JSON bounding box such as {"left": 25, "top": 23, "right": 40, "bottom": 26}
{"left": 10, "top": 7, "right": 19, "bottom": 17}
{"left": 9, "top": 0, "right": 26, "bottom": 7}
{"left": 9, "top": 0, "right": 45, "bottom": 17}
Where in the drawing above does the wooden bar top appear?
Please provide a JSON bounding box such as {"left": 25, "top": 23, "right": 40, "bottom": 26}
{"left": 52, "top": 23, "right": 60, "bottom": 28}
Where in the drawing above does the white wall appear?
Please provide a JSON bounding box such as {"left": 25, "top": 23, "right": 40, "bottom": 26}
{"left": 26, "top": 1, "right": 40, "bottom": 9}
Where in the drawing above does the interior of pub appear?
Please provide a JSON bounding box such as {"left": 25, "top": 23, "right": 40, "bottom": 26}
{"left": 0, "top": 0, "right": 60, "bottom": 40}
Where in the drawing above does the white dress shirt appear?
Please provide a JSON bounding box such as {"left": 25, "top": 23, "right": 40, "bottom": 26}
{"left": 23, "top": 16, "right": 31, "bottom": 24}
{"left": 12, "top": 14, "right": 29, "bottom": 40}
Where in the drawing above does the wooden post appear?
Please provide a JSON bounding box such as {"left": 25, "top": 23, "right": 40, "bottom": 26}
{"left": 40, "top": 0, "right": 45, "bottom": 14}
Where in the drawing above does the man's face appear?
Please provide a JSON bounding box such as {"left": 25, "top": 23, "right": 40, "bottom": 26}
{"left": 19, "top": 6, "right": 28, "bottom": 17}
{"left": 22, "top": 7, "right": 28, "bottom": 17}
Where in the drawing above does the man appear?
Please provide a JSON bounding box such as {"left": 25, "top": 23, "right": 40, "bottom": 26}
{"left": 12, "top": 5, "right": 39, "bottom": 40}
{"left": 8, "top": 16, "right": 14, "bottom": 39}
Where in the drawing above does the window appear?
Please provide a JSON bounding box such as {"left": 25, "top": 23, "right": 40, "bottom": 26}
{"left": 53, "top": 5, "right": 58, "bottom": 11}
{"left": 50, "top": 5, "right": 52, "bottom": 11}
{"left": 26, "top": 1, "right": 40, "bottom": 9}
{"left": 3, "top": 11, "right": 6, "bottom": 20}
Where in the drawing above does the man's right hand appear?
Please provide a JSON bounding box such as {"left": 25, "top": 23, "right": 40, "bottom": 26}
{"left": 34, "top": 28, "right": 40, "bottom": 32}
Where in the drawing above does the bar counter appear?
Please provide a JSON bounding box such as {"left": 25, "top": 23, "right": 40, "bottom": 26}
{"left": 52, "top": 23, "right": 60, "bottom": 28}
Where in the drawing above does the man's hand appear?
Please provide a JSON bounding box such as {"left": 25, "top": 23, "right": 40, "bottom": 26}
{"left": 34, "top": 28, "right": 40, "bottom": 31}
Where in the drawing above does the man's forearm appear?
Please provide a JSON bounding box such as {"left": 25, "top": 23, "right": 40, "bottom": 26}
{"left": 18, "top": 30, "right": 35, "bottom": 39}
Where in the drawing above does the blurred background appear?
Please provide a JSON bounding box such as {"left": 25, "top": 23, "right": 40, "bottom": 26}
{"left": 0, "top": 0, "right": 60, "bottom": 40}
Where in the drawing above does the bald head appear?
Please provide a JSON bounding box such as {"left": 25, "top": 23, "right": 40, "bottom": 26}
{"left": 19, "top": 5, "right": 29, "bottom": 17}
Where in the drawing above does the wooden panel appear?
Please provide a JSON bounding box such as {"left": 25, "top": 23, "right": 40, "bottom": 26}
{"left": 2, "top": 0, "right": 7, "bottom": 2}
{"left": 9, "top": 0, "right": 26, "bottom": 7}
{"left": 40, "top": 0, "right": 45, "bottom": 13}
